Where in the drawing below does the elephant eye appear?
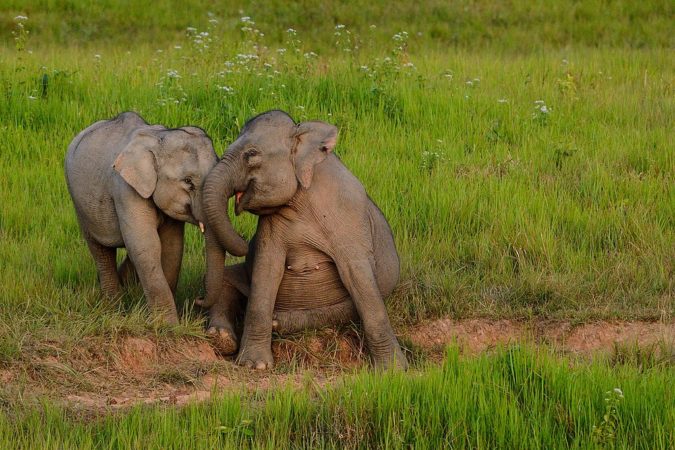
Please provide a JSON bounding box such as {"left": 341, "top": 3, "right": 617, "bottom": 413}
{"left": 244, "top": 147, "right": 261, "bottom": 166}
{"left": 183, "top": 177, "right": 195, "bottom": 189}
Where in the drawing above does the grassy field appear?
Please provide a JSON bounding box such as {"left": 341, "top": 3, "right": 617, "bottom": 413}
{"left": 2, "top": 346, "right": 673, "bottom": 449}
{"left": 0, "top": 0, "right": 673, "bottom": 447}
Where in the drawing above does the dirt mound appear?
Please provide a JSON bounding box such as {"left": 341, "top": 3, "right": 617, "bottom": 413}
{"left": 2, "top": 319, "right": 672, "bottom": 412}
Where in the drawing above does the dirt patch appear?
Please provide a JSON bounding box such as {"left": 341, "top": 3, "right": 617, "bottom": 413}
{"left": 272, "top": 328, "right": 366, "bottom": 369}
{"left": 553, "top": 321, "right": 673, "bottom": 353}
{"left": 407, "top": 319, "right": 674, "bottom": 355}
{"left": 407, "top": 319, "right": 523, "bottom": 353}
{"left": 2, "top": 319, "right": 672, "bottom": 413}
{"left": 117, "top": 337, "right": 158, "bottom": 373}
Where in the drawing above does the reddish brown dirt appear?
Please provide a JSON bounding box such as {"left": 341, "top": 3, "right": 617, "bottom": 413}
{"left": 406, "top": 319, "right": 674, "bottom": 354}
{"left": 3, "top": 319, "right": 672, "bottom": 412}
{"left": 406, "top": 319, "right": 524, "bottom": 353}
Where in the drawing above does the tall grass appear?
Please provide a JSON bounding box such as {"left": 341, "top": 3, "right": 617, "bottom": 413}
{"left": 0, "top": 2, "right": 672, "bottom": 447}
{"left": 1, "top": 4, "right": 672, "bottom": 358}
{"left": 0, "top": 346, "right": 672, "bottom": 448}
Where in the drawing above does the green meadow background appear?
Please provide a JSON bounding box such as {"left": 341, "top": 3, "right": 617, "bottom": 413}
{"left": 0, "top": 1, "right": 673, "bottom": 447}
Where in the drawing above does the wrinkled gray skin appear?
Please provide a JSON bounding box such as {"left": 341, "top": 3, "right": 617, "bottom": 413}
{"left": 65, "top": 112, "right": 247, "bottom": 323}
{"left": 201, "top": 110, "right": 407, "bottom": 370}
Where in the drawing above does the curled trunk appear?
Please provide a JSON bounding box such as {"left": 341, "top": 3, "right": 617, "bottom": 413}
{"left": 199, "top": 152, "right": 248, "bottom": 308}
{"left": 202, "top": 152, "right": 248, "bottom": 257}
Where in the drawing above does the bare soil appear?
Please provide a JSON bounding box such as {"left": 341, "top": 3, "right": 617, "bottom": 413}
{"left": 2, "top": 319, "right": 672, "bottom": 413}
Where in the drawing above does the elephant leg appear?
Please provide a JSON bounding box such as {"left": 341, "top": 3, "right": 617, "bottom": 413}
{"left": 272, "top": 300, "right": 358, "bottom": 334}
{"left": 117, "top": 255, "right": 138, "bottom": 287}
{"left": 335, "top": 257, "right": 408, "bottom": 370}
{"left": 158, "top": 219, "right": 185, "bottom": 295}
{"left": 85, "top": 237, "right": 121, "bottom": 299}
{"left": 123, "top": 229, "right": 179, "bottom": 324}
{"left": 207, "top": 263, "right": 248, "bottom": 355}
{"left": 237, "top": 238, "right": 286, "bottom": 370}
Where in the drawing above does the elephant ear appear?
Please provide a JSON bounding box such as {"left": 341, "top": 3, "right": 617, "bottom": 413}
{"left": 292, "top": 121, "right": 338, "bottom": 189}
{"left": 112, "top": 131, "right": 159, "bottom": 199}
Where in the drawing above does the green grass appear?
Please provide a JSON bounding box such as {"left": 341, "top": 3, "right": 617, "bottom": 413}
{"left": 0, "top": 3, "right": 672, "bottom": 356}
{"left": 1, "top": 346, "right": 673, "bottom": 449}
{"left": 0, "top": 1, "right": 673, "bottom": 446}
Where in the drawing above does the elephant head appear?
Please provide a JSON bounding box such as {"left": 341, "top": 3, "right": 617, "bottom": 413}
{"left": 113, "top": 125, "right": 249, "bottom": 306}
{"left": 113, "top": 125, "right": 220, "bottom": 227}
{"left": 202, "top": 110, "right": 338, "bottom": 247}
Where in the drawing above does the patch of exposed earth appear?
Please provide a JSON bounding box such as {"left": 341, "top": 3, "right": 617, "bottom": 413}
{"left": 1, "top": 319, "right": 672, "bottom": 412}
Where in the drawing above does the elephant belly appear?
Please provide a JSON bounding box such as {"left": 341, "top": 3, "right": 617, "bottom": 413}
{"left": 72, "top": 194, "right": 124, "bottom": 247}
{"left": 275, "top": 252, "right": 350, "bottom": 312}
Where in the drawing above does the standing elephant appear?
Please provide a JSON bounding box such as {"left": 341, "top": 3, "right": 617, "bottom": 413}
{"left": 65, "top": 112, "right": 248, "bottom": 324}
{"left": 200, "top": 110, "right": 407, "bottom": 370}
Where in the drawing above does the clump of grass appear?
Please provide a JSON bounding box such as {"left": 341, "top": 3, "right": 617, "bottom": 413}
{"left": 609, "top": 341, "right": 674, "bottom": 371}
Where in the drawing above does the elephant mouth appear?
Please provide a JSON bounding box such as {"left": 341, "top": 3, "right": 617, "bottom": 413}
{"left": 182, "top": 204, "right": 198, "bottom": 224}
{"left": 234, "top": 180, "right": 253, "bottom": 215}
{"left": 234, "top": 190, "right": 247, "bottom": 216}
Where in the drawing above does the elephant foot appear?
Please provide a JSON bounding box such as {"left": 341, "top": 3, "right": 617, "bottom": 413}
{"left": 371, "top": 340, "right": 409, "bottom": 371}
{"left": 207, "top": 326, "right": 239, "bottom": 355}
{"left": 205, "top": 299, "right": 240, "bottom": 355}
{"left": 236, "top": 344, "right": 274, "bottom": 370}
{"left": 206, "top": 311, "right": 239, "bottom": 355}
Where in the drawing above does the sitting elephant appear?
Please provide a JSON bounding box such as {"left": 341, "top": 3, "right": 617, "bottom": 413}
{"left": 65, "top": 112, "right": 248, "bottom": 324}
{"left": 199, "top": 110, "right": 407, "bottom": 369}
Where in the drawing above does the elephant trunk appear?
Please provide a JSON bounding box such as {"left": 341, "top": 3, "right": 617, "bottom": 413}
{"left": 199, "top": 151, "right": 248, "bottom": 309}
{"left": 202, "top": 151, "right": 248, "bottom": 257}
{"left": 201, "top": 225, "right": 226, "bottom": 308}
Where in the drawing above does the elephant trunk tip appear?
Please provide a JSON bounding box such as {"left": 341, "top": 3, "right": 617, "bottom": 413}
{"left": 228, "top": 238, "right": 248, "bottom": 257}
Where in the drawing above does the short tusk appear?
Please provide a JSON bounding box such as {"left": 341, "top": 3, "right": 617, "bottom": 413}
{"left": 199, "top": 222, "right": 205, "bottom": 233}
